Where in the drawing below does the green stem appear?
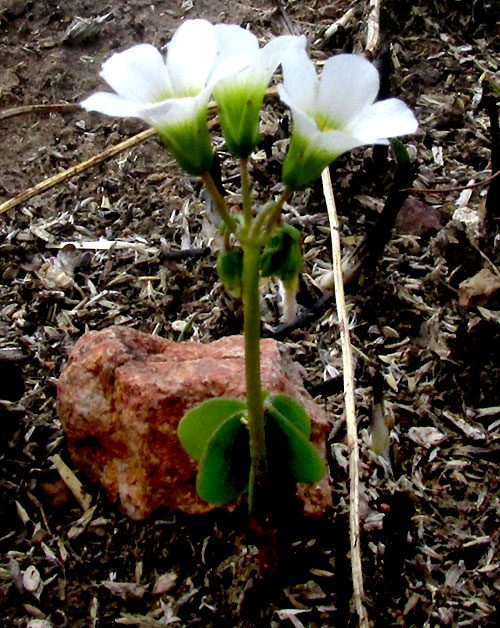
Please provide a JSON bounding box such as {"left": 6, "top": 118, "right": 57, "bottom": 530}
{"left": 242, "top": 241, "right": 268, "bottom": 517}
{"left": 240, "top": 158, "right": 253, "bottom": 227}
{"left": 249, "top": 187, "right": 292, "bottom": 243}
{"left": 201, "top": 172, "right": 238, "bottom": 236}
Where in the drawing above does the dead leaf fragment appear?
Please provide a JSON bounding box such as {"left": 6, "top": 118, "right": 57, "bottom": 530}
{"left": 49, "top": 454, "right": 92, "bottom": 510}
{"left": 27, "top": 620, "right": 53, "bottom": 628}
{"left": 408, "top": 426, "right": 448, "bottom": 448}
{"left": 68, "top": 505, "right": 97, "bottom": 540}
{"left": 101, "top": 580, "right": 148, "bottom": 600}
{"left": 152, "top": 572, "right": 177, "bottom": 595}
{"left": 23, "top": 565, "right": 43, "bottom": 598}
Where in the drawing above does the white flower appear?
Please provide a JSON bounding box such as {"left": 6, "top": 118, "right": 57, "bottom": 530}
{"left": 213, "top": 29, "right": 306, "bottom": 158}
{"left": 279, "top": 51, "right": 418, "bottom": 190}
{"left": 81, "top": 19, "right": 253, "bottom": 176}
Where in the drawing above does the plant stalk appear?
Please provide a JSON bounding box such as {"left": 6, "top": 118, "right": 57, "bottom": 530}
{"left": 240, "top": 158, "right": 253, "bottom": 227}
{"left": 249, "top": 187, "right": 292, "bottom": 242}
{"left": 242, "top": 242, "right": 268, "bottom": 518}
{"left": 201, "top": 172, "right": 238, "bottom": 235}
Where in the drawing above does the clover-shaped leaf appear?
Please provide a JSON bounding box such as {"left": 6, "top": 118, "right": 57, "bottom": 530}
{"left": 178, "top": 398, "right": 246, "bottom": 462}
{"left": 178, "top": 394, "right": 324, "bottom": 506}
{"left": 196, "top": 414, "right": 250, "bottom": 504}
{"left": 265, "top": 396, "right": 325, "bottom": 484}
{"left": 267, "top": 394, "right": 311, "bottom": 437}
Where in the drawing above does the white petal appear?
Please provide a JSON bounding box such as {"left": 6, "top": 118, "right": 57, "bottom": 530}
{"left": 167, "top": 19, "right": 216, "bottom": 96}
{"left": 317, "top": 54, "right": 380, "bottom": 128}
{"left": 209, "top": 25, "right": 259, "bottom": 88}
{"left": 81, "top": 92, "right": 142, "bottom": 118}
{"left": 248, "top": 35, "right": 306, "bottom": 85}
{"left": 283, "top": 98, "right": 319, "bottom": 138}
{"left": 213, "top": 23, "right": 258, "bottom": 67}
{"left": 209, "top": 52, "right": 255, "bottom": 88}
{"left": 100, "top": 44, "right": 171, "bottom": 104}
{"left": 136, "top": 89, "right": 210, "bottom": 129}
{"left": 313, "top": 128, "right": 366, "bottom": 155}
{"left": 346, "top": 98, "right": 418, "bottom": 141}
{"left": 281, "top": 47, "right": 319, "bottom": 113}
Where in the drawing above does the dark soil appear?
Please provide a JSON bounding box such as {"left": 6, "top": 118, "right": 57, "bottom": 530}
{"left": 1, "top": 1, "right": 500, "bottom": 626}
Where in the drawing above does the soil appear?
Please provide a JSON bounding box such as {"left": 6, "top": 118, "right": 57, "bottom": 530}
{"left": 1, "top": 0, "right": 500, "bottom": 626}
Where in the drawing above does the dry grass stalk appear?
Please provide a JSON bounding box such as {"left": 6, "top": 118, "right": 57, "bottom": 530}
{"left": 321, "top": 168, "right": 369, "bottom": 628}
{"left": 0, "top": 103, "right": 80, "bottom": 120}
{"left": 365, "top": 0, "right": 381, "bottom": 58}
{"left": 0, "top": 90, "right": 278, "bottom": 217}
{"left": 0, "top": 128, "right": 155, "bottom": 216}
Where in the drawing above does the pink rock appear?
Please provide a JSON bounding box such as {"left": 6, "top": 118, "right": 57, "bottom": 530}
{"left": 57, "top": 326, "right": 332, "bottom": 520}
{"left": 458, "top": 268, "right": 500, "bottom": 308}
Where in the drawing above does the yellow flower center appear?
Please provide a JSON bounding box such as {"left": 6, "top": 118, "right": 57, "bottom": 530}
{"left": 315, "top": 116, "right": 335, "bottom": 132}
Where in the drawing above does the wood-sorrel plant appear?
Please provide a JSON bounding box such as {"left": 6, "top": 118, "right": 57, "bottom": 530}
{"left": 82, "top": 19, "right": 417, "bottom": 526}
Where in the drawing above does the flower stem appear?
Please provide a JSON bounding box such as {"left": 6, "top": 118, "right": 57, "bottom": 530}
{"left": 249, "top": 187, "right": 292, "bottom": 242}
{"left": 201, "top": 172, "right": 238, "bottom": 236}
{"left": 242, "top": 241, "right": 268, "bottom": 518}
{"left": 240, "top": 158, "right": 253, "bottom": 227}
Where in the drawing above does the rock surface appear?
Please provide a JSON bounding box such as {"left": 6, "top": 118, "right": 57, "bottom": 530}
{"left": 57, "top": 326, "right": 332, "bottom": 520}
{"left": 458, "top": 268, "right": 500, "bottom": 308}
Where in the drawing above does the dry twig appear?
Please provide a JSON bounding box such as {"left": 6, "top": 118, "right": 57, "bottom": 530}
{"left": 0, "top": 128, "right": 155, "bottom": 216}
{"left": 0, "top": 103, "right": 80, "bottom": 120}
{"left": 0, "top": 91, "right": 278, "bottom": 217}
{"left": 321, "top": 169, "right": 369, "bottom": 628}
{"left": 402, "top": 168, "right": 500, "bottom": 195}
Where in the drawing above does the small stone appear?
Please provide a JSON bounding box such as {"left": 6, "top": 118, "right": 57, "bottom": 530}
{"left": 458, "top": 268, "right": 500, "bottom": 308}
{"left": 395, "top": 197, "right": 443, "bottom": 236}
{"left": 57, "top": 326, "right": 332, "bottom": 520}
{"left": 1, "top": 0, "right": 28, "bottom": 17}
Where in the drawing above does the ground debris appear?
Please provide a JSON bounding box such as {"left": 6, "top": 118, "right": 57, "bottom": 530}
{"left": 1, "top": 1, "right": 500, "bottom": 626}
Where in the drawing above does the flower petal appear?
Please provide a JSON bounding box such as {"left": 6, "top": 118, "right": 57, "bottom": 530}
{"left": 317, "top": 54, "right": 380, "bottom": 128}
{"left": 282, "top": 98, "right": 319, "bottom": 138}
{"left": 99, "top": 44, "right": 172, "bottom": 104}
{"left": 167, "top": 19, "right": 216, "bottom": 96}
{"left": 209, "top": 24, "right": 260, "bottom": 86}
{"left": 213, "top": 23, "right": 258, "bottom": 67}
{"left": 346, "top": 98, "right": 418, "bottom": 142}
{"left": 81, "top": 92, "right": 142, "bottom": 118}
{"left": 136, "top": 89, "right": 210, "bottom": 129}
{"left": 247, "top": 35, "right": 306, "bottom": 86}
{"left": 281, "top": 47, "right": 319, "bottom": 113}
{"left": 313, "top": 128, "right": 367, "bottom": 155}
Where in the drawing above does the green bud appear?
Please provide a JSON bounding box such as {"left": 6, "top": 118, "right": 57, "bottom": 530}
{"left": 214, "top": 83, "right": 265, "bottom": 158}
{"left": 260, "top": 223, "right": 303, "bottom": 283}
{"left": 391, "top": 138, "right": 410, "bottom": 166}
{"left": 217, "top": 247, "right": 244, "bottom": 298}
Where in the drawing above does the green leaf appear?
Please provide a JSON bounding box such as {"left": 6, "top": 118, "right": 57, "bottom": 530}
{"left": 268, "top": 394, "right": 311, "bottom": 438}
{"left": 266, "top": 406, "right": 325, "bottom": 484}
{"left": 197, "top": 414, "right": 250, "bottom": 504}
{"left": 391, "top": 138, "right": 410, "bottom": 166}
{"left": 178, "top": 398, "right": 246, "bottom": 462}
